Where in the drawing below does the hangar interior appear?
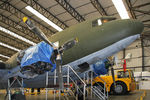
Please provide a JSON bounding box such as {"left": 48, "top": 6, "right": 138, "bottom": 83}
{"left": 0, "top": 0, "right": 150, "bottom": 100}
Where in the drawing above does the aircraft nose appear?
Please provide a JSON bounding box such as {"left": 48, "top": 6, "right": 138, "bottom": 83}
{"left": 126, "top": 19, "right": 144, "bottom": 35}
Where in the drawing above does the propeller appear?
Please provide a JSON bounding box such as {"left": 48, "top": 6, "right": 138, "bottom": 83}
{"left": 23, "top": 17, "right": 77, "bottom": 90}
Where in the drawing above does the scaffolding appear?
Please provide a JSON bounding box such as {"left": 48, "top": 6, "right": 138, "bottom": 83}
{"left": 7, "top": 77, "right": 25, "bottom": 100}
{"left": 45, "top": 65, "right": 108, "bottom": 100}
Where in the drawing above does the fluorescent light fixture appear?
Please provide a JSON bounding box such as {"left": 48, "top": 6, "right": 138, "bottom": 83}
{"left": 0, "top": 54, "right": 10, "bottom": 59}
{"left": 112, "top": 0, "right": 130, "bottom": 19}
{"left": 0, "top": 26, "right": 36, "bottom": 45}
{"left": 25, "top": 6, "right": 63, "bottom": 32}
{"left": 0, "top": 42, "right": 21, "bottom": 52}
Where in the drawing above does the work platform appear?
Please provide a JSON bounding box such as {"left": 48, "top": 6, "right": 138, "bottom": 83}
{"left": 109, "top": 90, "right": 146, "bottom": 100}
{"left": 0, "top": 90, "right": 148, "bottom": 100}
{"left": 2, "top": 65, "right": 108, "bottom": 100}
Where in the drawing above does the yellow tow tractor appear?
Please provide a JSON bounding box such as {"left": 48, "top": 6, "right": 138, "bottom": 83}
{"left": 93, "top": 69, "right": 136, "bottom": 94}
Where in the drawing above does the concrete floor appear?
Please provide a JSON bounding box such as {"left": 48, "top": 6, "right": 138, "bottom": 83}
{"left": 144, "top": 90, "right": 150, "bottom": 100}
{"left": 109, "top": 91, "right": 144, "bottom": 100}
{"left": 0, "top": 90, "right": 148, "bottom": 100}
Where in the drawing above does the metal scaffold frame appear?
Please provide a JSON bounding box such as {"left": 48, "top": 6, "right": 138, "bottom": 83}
{"left": 45, "top": 65, "right": 87, "bottom": 100}
{"left": 45, "top": 65, "right": 108, "bottom": 100}
{"left": 7, "top": 77, "right": 24, "bottom": 100}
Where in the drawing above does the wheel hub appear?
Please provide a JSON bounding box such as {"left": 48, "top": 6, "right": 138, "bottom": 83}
{"left": 115, "top": 84, "right": 123, "bottom": 93}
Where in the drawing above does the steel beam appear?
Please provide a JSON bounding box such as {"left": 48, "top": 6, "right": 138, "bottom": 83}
{"left": 133, "top": 2, "right": 150, "bottom": 9}
{"left": 0, "top": 45, "right": 17, "bottom": 57}
{"left": 0, "top": 32, "right": 30, "bottom": 49}
{"left": 0, "top": 1, "right": 54, "bottom": 37}
{"left": 22, "top": 0, "right": 68, "bottom": 29}
{"left": 134, "top": 10, "right": 150, "bottom": 15}
{"left": 126, "top": 0, "right": 136, "bottom": 19}
{"left": 144, "top": 24, "right": 150, "bottom": 28}
{"left": 142, "top": 19, "right": 150, "bottom": 23}
{"left": 0, "top": 14, "right": 40, "bottom": 43}
{"left": 0, "top": 56, "right": 8, "bottom": 61}
{"left": 90, "top": 0, "right": 107, "bottom": 16}
{"left": 55, "top": 0, "right": 85, "bottom": 22}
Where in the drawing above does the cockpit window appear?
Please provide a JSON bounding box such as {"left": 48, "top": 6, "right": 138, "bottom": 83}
{"left": 117, "top": 71, "right": 129, "bottom": 78}
{"left": 92, "top": 19, "right": 102, "bottom": 27}
{"left": 92, "top": 17, "right": 116, "bottom": 27}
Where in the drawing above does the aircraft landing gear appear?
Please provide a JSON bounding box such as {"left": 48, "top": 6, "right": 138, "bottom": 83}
{"left": 6, "top": 77, "right": 26, "bottom": 100}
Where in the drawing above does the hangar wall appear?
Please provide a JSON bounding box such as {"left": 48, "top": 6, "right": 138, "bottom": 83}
{"left": 114, "top": 37, "right": 150, "bottom": 72}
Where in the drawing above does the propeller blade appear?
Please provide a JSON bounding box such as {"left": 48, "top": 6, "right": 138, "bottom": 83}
{"left": 23, "top": 17, "right": 65, "bottom": 90}
{"left": 23, "top": 17, "right": 54, "bottom": 48}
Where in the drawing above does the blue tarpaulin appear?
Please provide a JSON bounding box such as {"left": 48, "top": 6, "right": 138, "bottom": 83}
{"left": 21, "top": 42, "right": 56, "bottom": 71}
{"left": 92, "top": 59, "right": 108, "bottom": 75}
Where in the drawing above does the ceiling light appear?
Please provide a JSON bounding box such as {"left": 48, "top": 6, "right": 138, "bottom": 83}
{"left": 25, "top": 6, "right": 63, "bottom": 32}
{"left": 0, "top": 54, "right": 10, "bottom": 59}
{"left": 0, "top": 26, "right": 36, "bottom": 45}
{"left": 0, "top": 42, "right": 21, "bottom": 52}
{"left": 112, "top": 0, "right": 130, "bottom": 19}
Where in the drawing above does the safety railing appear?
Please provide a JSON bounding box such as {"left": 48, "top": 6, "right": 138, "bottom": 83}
{"left": 67, "top": 65, "right": 87, "bottom": 100}
{"left": 45, "top": 65, "right": 87, "bottom": 100}
{"left": 84, "top": 71, "right": 108, "bottom": 100}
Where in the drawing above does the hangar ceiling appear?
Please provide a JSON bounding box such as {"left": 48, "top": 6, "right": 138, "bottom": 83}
{"left": 0, "top": 0, "right": 150, "bottom": 61}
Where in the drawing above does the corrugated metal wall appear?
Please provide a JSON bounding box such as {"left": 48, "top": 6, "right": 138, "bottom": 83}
{"left": 114, "top": 38, "right": 150, "bottom": 72}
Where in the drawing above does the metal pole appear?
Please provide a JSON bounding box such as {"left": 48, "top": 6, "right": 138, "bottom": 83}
{"left": 83, "top": 84, "right": 86, "bottom": 100}
{"left": 54, "top": 70, "right": 56, "bottom": 100}
{"left": 67, "top": 66, "right": 69, "bottom": 89}
{"left": 83, "top": 73, "right": 85, "bottom": 82}
{"left": 87, "top": 72, "right": 89, "bottom": 95}
{"left": 76, "top": 80, "right": 78, "bottom": 100}
{"left": 91, "top": 72, "right": 93, "bottom": 98}
{"left": 21, "top": 78, "right": 24, "bottom": 95}
{"left": 46, "top": 72, "right": 48, "bottom": 100}
{"left": 123, "top": 49, "right": 125, "bottom": 59}
{"left": 104, "top": 83, "right": 106, "bottom": 100}
{"left": 59, "top": 90, "right": 61, "bottom": 100}
{"left": 8, "top": 79, "right": 11, "bottom": 100}
{"left": 141, "top": 37, "right": 145, "bottom": 71}
{"left": 107, "top": 87, "right": 108, "bottom": 99}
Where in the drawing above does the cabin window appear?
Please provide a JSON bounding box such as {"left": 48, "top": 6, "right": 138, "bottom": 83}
{"left": 101, "top": 17, "right": 116, "bottom": 23}
{"left": 92, "top": 17, "right": 116, "bottom": 27}
{"left": 98, "top": 19, "right": 102, "bottom": 25}
{"left": 92, "top": 19, "right": 102, "bottom": 27}
{"left": 117, "top": 71, "right": 129, "bottom": 78}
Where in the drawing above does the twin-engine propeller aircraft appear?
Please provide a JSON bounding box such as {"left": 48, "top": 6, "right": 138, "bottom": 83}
{"left": 0, "top": 16, "right": 144, "bottom": 90}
